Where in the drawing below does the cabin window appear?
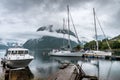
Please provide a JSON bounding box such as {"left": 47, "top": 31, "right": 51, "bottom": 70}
{"left": 14, "top": 51, "right": 16, "bottom": 54}
{"left": 25, "top": 51, "right": 28, "bottom": 54}
{"left": 8, "top": 51, "right": 11, "bottom": 54}
{"left": 11, "top": 51, "right": 16, "bottom": 54}
{"left": 12, "top": 51, "right": 14, "bottom": 54}
{"left": 18, "top": 51, "right": 23, "bottom": 54}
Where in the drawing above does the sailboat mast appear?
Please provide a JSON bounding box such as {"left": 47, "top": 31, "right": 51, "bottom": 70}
{"left": 63, "top": 18, "right": 65, "bottom": 47}
{"left": 67, "top": 5, "right": 71, "bottom": 49}
{"left": 93, "top": 8, "right": 99, "bottom": 51}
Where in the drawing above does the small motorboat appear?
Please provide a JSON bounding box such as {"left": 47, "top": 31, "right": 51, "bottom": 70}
{"left": 2, "top": 48, "right": 34, "bottom": 68}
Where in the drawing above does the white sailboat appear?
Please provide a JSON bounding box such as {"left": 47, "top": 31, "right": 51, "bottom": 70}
{"left": 49, "top": 5, "right": 83, "bottom": 57}
{"left": 84, "top": 8, "right": 112, "bottom": 57}
{"left": 2, "top": 47, "right": 34, "bottom": 68}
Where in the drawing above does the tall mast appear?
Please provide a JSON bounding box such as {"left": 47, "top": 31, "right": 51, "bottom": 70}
{"left": 63, "top": 18, "right": 65, "bottom": 47}
{"left": 67, "top": 5, "right": 71, "bottom": 49}
{"left": 93, "top": 8, "right": 99, "bottom": 51}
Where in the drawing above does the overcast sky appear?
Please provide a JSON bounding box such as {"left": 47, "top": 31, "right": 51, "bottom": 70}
{"left": 0, "top": 0, "right": 120, "bottom": 43}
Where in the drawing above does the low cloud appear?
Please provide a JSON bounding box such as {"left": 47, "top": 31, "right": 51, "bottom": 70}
{"left": 0, "top": 0, "right": 120, "bottom": 43}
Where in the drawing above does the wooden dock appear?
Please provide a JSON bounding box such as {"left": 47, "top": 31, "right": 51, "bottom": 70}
{"left": 0, "top": 57, "right": 35, "bottom": 80}
{"left": 82, "top": 54, "right": 120, "bottom": 61}
{"left": 0, "top": 60, "right": 4, "bottom": 80}
{"left": 48, "top": 63, "right": 98, "bottom": 80}
{"left": 7, "top": 68, "right": 33, "bottom": 80}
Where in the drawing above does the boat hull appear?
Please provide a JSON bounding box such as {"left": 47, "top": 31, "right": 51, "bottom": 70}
{"left": 84, "top": 50, "right": 112, "bottom": 57}
{"left": 49, "top": 51, "right": 83, "bottom": 57}
{"left": 6, "top": 59, "right": 33, "bottom": 68}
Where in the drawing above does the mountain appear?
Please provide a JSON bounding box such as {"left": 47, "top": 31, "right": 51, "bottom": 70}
{"left": 84, "top": 34, "right": 120, "bottom": 50}
{"left": 111, "top": 35, "right": 120, "bottom": 41}
{"left": 0, "top": 43, "right": 8, "bottom": 49}
{"left": 93, "top": 35, "right": 111, "bottom": 41}
{"left": 0, "top": 39, "right": 22, "bottom": 49}
{"left": 23, "top": 25, "right": 79, "bottom": 50}
{"left": 23, "top": 36, "right": 78, "bottom": 50}
{"left": 0, "top": 40, "right": 8, "bottom": 49}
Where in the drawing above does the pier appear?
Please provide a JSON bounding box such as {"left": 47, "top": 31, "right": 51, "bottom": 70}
{"left": 0, "top": 59, "right": 4, "bottom": 80}
{"left": 82, "top": 54, "right": 120, "bottom": 61}
{"left": 0, "top": 59, "right": 34, "bottom": 80}
{"left": 48, "top": 63, "right": 98, "bottom": 80}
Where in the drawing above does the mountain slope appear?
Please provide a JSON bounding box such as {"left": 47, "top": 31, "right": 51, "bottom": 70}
{"left": 0, "top": 41, "right": 8, "bottom": 49}
{"left": 23, "top": 36, "right": 78, "bottom": 50}
{"left": 23, "top": 25, "right": 79, "bottom": 50}
{"left": 111, "top": 35, "right": 120, "bottom": 41}
{"left": 0, "top": 44, "right": 8, "bottom": 49}
{"left": 84, "top": 34, "right": 120, "bottom": 50}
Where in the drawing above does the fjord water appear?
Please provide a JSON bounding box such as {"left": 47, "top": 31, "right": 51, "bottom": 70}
{"left": 0, "top": 49, "right": 120, "bottom": 80}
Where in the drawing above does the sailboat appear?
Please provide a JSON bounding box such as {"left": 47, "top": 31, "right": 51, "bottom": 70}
{"left": 48, "top": 5, "right": 83, "bottom": 57}
{"left": 84, "top": 8, "right": 112, "bottom": 57}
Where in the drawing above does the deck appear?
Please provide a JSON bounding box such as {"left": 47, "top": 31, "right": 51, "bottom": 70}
{"left": 48, "top": 63, "right": 98, "bottom": 80}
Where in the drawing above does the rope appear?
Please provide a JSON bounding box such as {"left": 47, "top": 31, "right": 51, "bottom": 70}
{"left": 69, "top": 11, "right": 81, "bottom": 44}
{"left": 96, "top": 15, "right": 112, "bottom": 51}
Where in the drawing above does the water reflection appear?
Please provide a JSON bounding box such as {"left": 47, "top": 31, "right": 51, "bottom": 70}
{"left": 5, "top": 67, "right": 34, "bottom": 80}
{"left": 29, "top": 50, "right": 120, "bottom": 80}
{"left": 1, "top": 49, "right": 120, "bottom": 80}
{"left": 29, "top": 50, "right": 59, "bottom": 78}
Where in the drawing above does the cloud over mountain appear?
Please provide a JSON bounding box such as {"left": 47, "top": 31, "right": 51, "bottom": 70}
{"left": 0, "top": 0, "right": 120, "bottom": 43}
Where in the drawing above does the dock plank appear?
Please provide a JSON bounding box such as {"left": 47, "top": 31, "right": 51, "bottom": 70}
{"left": 48, "top": 64, "right": 83, "bottom": 80}
{"left": 0, "top": 60, "right": 4, "bottom": 80}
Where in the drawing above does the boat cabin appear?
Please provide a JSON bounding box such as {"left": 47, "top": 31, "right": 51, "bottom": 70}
{"left": 5, "top": 48, "right": 29, "bottom": 56}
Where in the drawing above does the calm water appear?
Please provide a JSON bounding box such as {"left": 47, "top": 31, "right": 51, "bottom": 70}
{"left": 0, "top": 49, "right": 120, "bottom": 80}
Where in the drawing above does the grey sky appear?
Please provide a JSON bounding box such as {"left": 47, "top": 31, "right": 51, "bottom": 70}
{"left": 0, "top": 0, "right": 120, "bottom": 43}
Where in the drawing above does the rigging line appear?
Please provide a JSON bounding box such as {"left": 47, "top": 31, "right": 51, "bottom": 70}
{"left": 95, "top": 15, "right": 112, "bottom": 51}
{"left": 69, "top": 10, "right": 81, "bottom": 44}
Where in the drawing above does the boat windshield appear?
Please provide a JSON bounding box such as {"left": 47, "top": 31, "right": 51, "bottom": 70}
{"left": 18, "top": 50, "right": 28, "bottom": 54}
{"left": 6, "top": 50, "right": 28, "bottom": 55}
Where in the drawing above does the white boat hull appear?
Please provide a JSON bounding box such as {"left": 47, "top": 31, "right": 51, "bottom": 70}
{"left": 84, "top": 50, "right": 112, "bottom": 56}
{"left": 5, "top": 58, "right": 33, "bottom": 68}
{"left": 49, "top": 50, "right": 83, "bottom": 57}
